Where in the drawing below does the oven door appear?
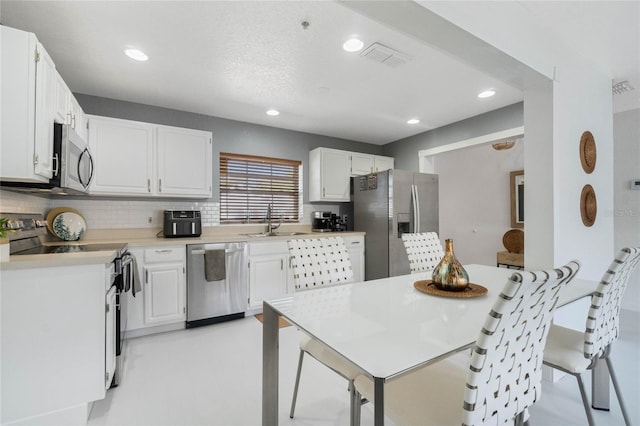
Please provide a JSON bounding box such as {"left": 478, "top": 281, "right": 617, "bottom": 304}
{"left": 105, "top": 285, "right": 117, "bottom": 389}
{"left": 60, "top": 124, "right": 94, "bottom": 192}
{"left": 111, "top": 252, "right": 134, "bottom": 388}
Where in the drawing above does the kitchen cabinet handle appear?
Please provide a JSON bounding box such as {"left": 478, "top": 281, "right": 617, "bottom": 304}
{"left": 158, "top": 178, "right": 162, "bottom": 192}
{"left": 155, "top": 249, "right": 172, "bottom": 253}
{"left": 323, "top": 187, "right": 325, "bottom": 197}
{"left": 147, "top": 179, "right": 151, "bottom": 192}
{"left": 281, "top": 259, "right": 283, "bottom": 270}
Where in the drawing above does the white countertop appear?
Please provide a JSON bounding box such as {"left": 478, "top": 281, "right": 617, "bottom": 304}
{"left": 0, "top": 228, "right": 365, "bottom": 270}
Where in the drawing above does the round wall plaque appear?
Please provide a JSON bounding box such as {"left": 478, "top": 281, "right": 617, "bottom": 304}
{"left": 580, "top": 131, "right": 596, "bottom": 174}
{"left": 580, "top": 184, "right": 597, "bottom": 227}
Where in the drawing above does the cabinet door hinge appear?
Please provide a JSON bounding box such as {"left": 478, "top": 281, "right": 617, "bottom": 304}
{"left": 106, "top": 303, "right": 110, "bottom": 313}
{"left": 183, "top": 307, "right": 186, "bottom": 314}
{"left": 209, "top": 138, "right": 212, "bottom": 144}
{"left": 34, "top": 49, "right": 40, "bottom": 63}
{"left": 32, "top": 153, "right": 39, "bottom": 165}
{"left": 105, "top": 372, "right": 110, "bottom": 383}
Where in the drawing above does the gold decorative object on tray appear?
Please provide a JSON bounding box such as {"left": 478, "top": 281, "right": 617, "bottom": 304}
{"left": 414, "top": 280, "right": 488, "bottom": 298}
{"left": 432, "top": 239, "right": 469, "bottom": 291}
{"left": 579, "top": 131, "right": 596, "bottom": 174}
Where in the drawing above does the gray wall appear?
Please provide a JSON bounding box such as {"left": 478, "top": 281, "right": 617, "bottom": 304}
{"left": 75, "top": 94, "right": 383, "bottom": 204}
{"left": 381, "top": 102, "right": 524, "bottom": 171}
{"left": 614, "top": 108, "right": 640, "bottom": 311}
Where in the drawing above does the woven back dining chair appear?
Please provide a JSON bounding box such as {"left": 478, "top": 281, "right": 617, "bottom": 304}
{"left": 287, "top": 237, "right": 363, "bottom": 425}
{"left": 543, "top": 247, "right": 640, "bottom": 426}
{"left": 353, "top": 260, "right": 581, "bottom": 426}
{"left": 401, "top": 232, "right": 444, "bottom": 274}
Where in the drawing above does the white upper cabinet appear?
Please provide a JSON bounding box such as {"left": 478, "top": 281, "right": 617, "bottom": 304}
{"left": 88, "top": 115, "right": 213, "bottom": 198}
{"left": 156, "top": 125, "right": 212, "bottom": 197}
{"left": 309, "top": 147, "right": 394, "bottom": 202}
{"left": 54, "top": 72, "right": 70, "bottom": 124}
{"left": 88, "top": 115, "right": 155, "bottom": 195}
{"left": 309, "top": 147, "right": 351, "bottom": 202}
{"left": 69, "top": 94, "right": 88, "bottom": 142}
{"left": 350, "top": 152, "right": 394, "bottom": 176}
{"left": 54, "top": 72, "right": 88, "bottom": 141}
{"left": 33, "top": 43, "right": 56, "bottom": 180}
{"left": 1, "top": 26, "right": 55, "bottom": 183}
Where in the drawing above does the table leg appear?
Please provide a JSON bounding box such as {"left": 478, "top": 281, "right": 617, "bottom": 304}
{"left": 262, "top": 302, "right": 280, "bottom": 425}
{"left": 374, "top": 376, "right": 384, "bottom": 425}
{"left": 591, "top": 360, "right": 610, "bottom": 410}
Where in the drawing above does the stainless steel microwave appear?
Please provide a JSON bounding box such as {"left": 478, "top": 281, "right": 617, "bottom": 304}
{"left": 0, "top": 123, "right": 94, "bottom": 195}
{"left": 56, "top": 123, "right": 94, "bottom": 193}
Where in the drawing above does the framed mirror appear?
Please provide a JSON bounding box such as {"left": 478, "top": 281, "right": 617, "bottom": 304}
{"left": 510, "top": 170, "right": 524, "bottom": 228}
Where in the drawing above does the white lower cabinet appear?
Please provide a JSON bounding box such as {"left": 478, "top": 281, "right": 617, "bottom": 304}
{"left": 344, "top": 235, "right": 365, "bottom": 282}
{"left": 144, "top": 262, "right": 185, "bottom": 326}
{"left": 1, "top": 262, "right": 110, "bottom": 424}
{"left": 247, "top": 241, "right": 290, "bottom": 312}
{"left": 125, "top": 246, "right": 186, "bottom": 336}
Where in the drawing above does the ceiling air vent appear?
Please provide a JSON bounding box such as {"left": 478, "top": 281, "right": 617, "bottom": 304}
{"left": 360, "top": 42, "right": 412, "bottom": 68}
{"left": 612, "top": 80, "right": 635, "bottom": 95}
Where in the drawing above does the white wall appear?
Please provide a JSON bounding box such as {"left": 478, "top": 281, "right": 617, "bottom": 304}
{"left": 614, "top": 108, "right": 640, "bottom": 311}
{"left": 434, "top": 141, "right": 523, "bottom": 266}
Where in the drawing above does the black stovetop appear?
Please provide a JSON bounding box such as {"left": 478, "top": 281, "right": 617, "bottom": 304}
{"left": 13, "top": 242, "right": 127, "bottom": 256}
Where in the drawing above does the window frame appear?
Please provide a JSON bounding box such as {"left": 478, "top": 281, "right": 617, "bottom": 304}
{"left": 219, "top": 152, "right": 302, "bottom": 224}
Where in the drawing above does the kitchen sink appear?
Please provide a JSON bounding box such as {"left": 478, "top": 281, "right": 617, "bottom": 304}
{"left": 242, "top": 231, "right": 308, "bottom": 238}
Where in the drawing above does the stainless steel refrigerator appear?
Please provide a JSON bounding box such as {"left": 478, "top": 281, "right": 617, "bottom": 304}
{"left": 353, "top": 169, "right": 439, "bottom": 280}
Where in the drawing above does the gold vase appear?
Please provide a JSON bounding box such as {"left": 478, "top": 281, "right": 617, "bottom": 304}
{"left": 432, "top": 239, "right": 469, "bottom": 291}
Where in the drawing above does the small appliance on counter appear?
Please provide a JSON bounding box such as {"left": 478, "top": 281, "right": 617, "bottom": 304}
{"left": 312, "top": 211, "right": 333, "bottom": 232}
{"left": 312, "top": 211, "right": 348, "bottom": 232}
{"left": 163, "top": 210, "right": 202, "bottom": 237}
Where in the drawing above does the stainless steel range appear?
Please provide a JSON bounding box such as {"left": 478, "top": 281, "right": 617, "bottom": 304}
{"left": 3, "top": 212, "right": 132, "bottom": 388}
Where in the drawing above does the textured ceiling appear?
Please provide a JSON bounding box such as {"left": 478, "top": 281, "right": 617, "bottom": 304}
{"left": 1, "top": 1, "right": 637, "bottom": 144}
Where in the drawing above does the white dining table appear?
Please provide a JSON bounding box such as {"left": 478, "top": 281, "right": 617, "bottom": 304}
{"left": 262, "top": 264, "right": 601, "bottom": 425}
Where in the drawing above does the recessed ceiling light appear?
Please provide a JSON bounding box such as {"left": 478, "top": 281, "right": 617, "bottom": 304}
{"left": 478, "top": 89, "right": 496, "bottom": 98}
{"left": 343, "top": 38, "right": 364, "bottom": 52}
{"left": 266, "top": 109, "right": 280, "bottom": 116}
{"left": 125, "top": 48, "right": 148, "bottom": 61}
{"left": 407, "top": 118, "right": 420, "bottom": 125}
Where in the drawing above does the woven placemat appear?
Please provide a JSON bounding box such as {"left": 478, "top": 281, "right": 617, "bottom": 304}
{"left": 414, "top": 280, "right": 488, "bottom": 298}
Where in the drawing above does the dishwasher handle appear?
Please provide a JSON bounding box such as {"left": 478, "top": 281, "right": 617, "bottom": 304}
{"left": 191, "top": 248, "right": 245, "bottom": 255}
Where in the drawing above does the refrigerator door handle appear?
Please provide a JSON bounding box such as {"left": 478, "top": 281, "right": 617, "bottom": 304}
{"left": 411, "top": 184, "right": 419, "bottom": 233}
{"left": 415, "top": 184, "right": 421, "bottom": 233}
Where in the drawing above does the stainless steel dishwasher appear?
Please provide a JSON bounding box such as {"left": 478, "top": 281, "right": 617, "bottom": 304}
{"left": 186, "top": 242, "right": 248, "bottom": 328}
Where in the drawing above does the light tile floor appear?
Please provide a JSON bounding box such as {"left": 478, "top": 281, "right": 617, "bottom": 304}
{"left": 88, "top": 310, "right": 639, "bottom": 426}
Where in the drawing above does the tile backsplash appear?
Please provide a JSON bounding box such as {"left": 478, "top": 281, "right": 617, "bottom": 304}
{"left": 1, "top": 190, "right": 333, "bottom": 229}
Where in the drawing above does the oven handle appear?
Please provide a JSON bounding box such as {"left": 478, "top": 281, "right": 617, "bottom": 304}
{"left": 115, "top": 254, "right": 134, "bottom": 275}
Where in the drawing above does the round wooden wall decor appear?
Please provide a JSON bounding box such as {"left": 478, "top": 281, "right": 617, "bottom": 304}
{"left": 579, "top": 131, "right": 596, "bottom": 174}
{"left": 580, "top": 184, "right": 597, "bottom": 227}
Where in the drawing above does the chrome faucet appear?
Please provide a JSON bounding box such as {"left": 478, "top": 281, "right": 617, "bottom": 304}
{"left": 266, "top": 203, "right": 282, "bottom": 234}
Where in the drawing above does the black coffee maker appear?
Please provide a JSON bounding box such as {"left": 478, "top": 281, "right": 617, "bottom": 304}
{"left": 312, "top": 211, "right": 333, "bottom": 232}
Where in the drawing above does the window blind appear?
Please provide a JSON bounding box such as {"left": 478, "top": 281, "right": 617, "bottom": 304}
{"left": 219, "top": 152, "right": 302, "bottom": 224}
